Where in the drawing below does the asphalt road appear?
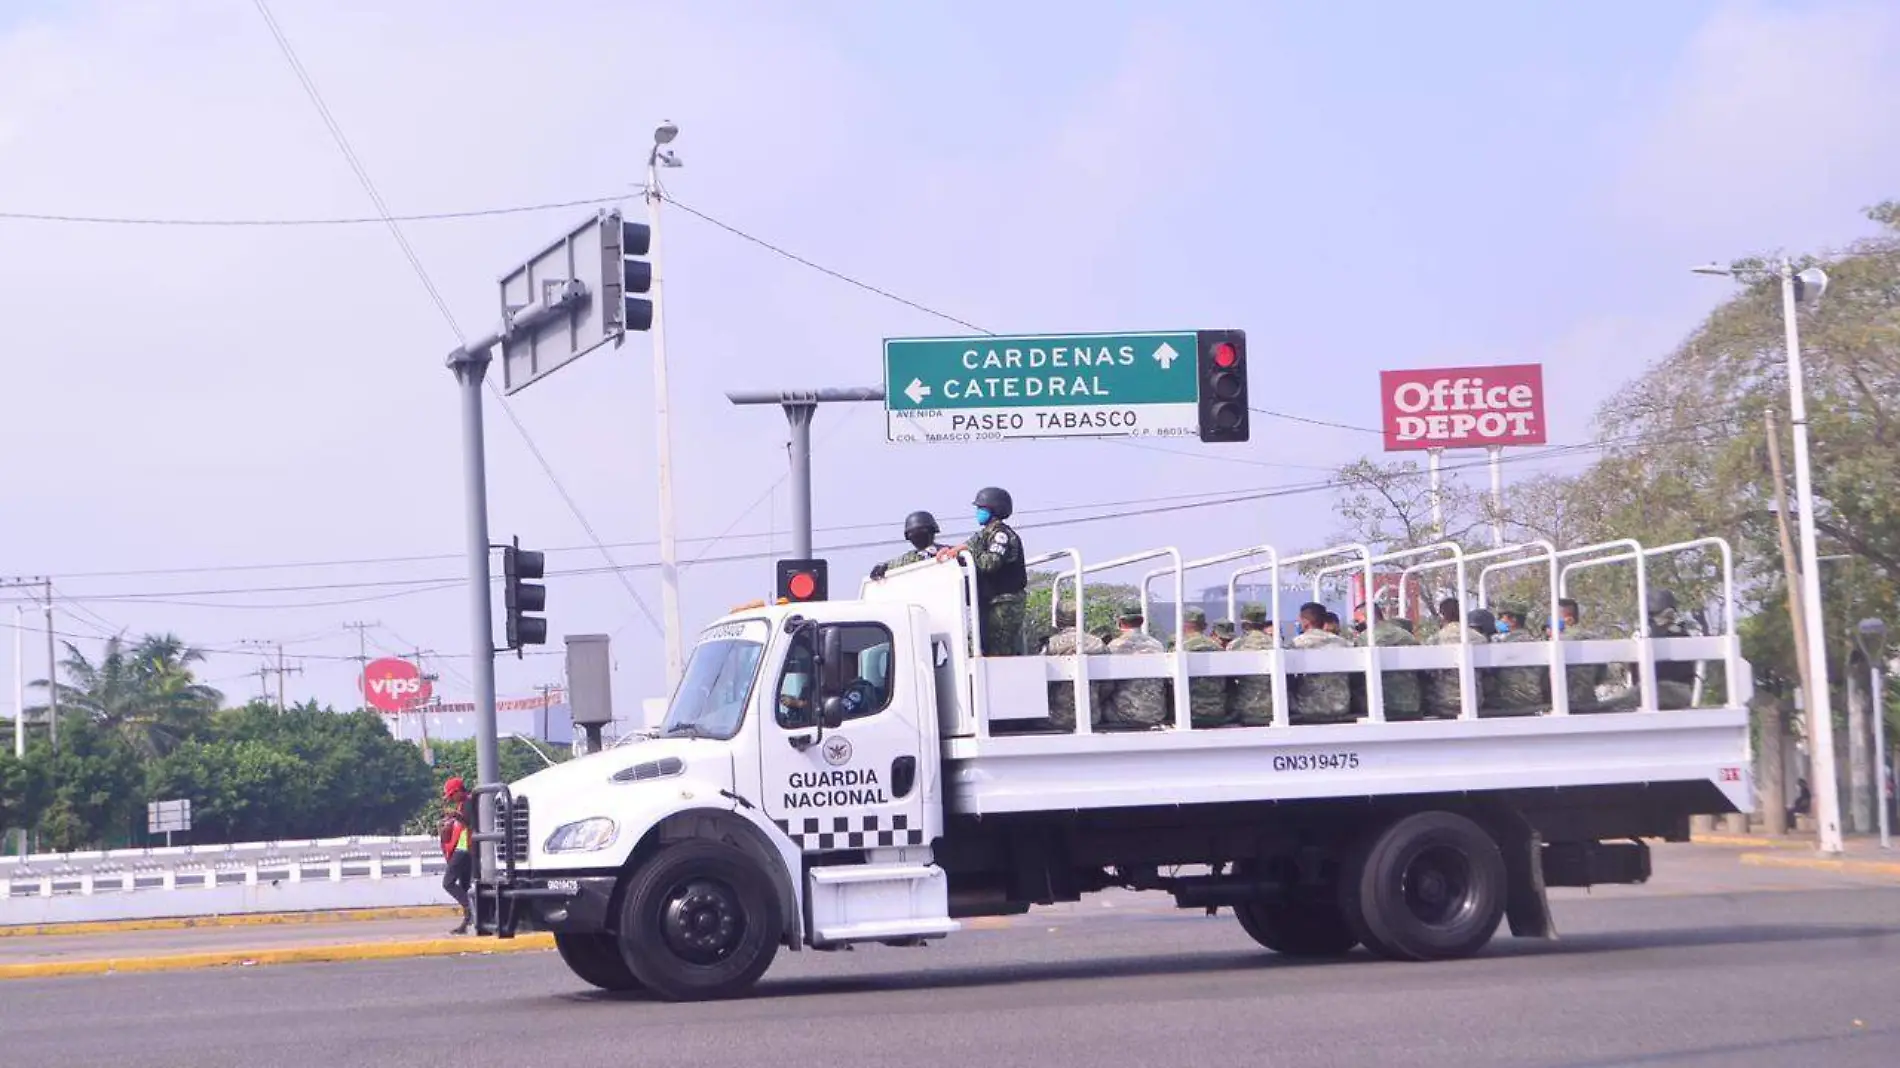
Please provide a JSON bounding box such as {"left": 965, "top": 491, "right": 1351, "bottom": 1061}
{"left": 2, "top": 847, "right": 1896, "bottom": 1068}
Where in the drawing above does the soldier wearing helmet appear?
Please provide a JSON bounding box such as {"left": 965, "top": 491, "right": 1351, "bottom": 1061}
{"left": 936, "top": 486, "right": 1027, "bottom": 656}
{"left": 870, "top": 510, "right": 950, "bottom": 580}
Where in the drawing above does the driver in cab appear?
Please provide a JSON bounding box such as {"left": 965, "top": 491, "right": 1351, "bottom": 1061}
{"left": 776, "top": 637, "right": 879, "bottom": 729}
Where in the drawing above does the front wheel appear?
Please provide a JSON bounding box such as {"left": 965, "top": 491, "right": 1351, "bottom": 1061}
{"left": 555, "top": 932, "right": 644, "bottom": 992}
{"left": 616, "top": 840, "right": 783, "bottom": 1001}
{"left": 1340, "top": 811, "right": 1506, "bottom": 962}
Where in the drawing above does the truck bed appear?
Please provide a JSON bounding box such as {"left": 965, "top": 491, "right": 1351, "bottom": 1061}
{"left": 944, "top": 636, "right": 1753, "bottom": 817}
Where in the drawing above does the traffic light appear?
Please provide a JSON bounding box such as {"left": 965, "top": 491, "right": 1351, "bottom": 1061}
{"left": 1195, "top": 329, "right": 1249, "bottom": 443}
{"left": 502, "top": 537, "right": 547, "bottom": 655}
{"left": 618, "top": 216, "right": 654, "bottom": 333}
{"left": 776, "top": 558, "right": 829, "bottom": 603}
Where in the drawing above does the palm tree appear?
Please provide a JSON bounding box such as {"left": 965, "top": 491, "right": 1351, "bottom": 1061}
{"left": 28, "top": 632, "right": 224, "bottom": 759}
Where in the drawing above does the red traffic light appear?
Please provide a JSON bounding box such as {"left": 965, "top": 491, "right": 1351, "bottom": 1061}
{"left": 775, "top": 558, "right": 829, "bottom": 602}
{"left": 1213, "top": 342, "right": 1239, "bottom": 368}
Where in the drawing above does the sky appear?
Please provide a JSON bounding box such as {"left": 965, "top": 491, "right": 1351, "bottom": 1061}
{"left": 2, "top": 0, "right": 1897, "bottom": 726}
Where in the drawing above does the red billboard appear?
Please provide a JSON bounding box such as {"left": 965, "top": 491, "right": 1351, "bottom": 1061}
{"left": 361, "top": 657, "right": 431, "bottom": 713}
{"left": 1379, "top": 364, "right": 1547, "bottom": 452}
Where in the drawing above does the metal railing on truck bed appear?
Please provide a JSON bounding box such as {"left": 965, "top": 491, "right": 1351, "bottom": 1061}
{"left": 876, "top": 534, "right": 1747, "bottom": 741}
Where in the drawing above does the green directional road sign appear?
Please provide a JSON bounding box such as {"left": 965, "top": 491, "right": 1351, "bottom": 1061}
{"left": 884, "top": 331, "right": 1206, "bottom": 443}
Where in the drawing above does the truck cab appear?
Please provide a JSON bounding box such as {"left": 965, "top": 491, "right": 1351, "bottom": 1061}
{"left": 473, "top": 533, "right": 1753, "bottom": 1002}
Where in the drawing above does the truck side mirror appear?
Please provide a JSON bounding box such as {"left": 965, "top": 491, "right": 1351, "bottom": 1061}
{"left": 820, "top": 695, "right": 846, "bottom": 730}
{"left": 819, "top": 625, "right": 845, "bottom": 698}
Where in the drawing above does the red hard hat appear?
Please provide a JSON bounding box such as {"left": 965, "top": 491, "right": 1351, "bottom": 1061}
{"left": 443, "top": 777, "right": 465, "bottom": 799}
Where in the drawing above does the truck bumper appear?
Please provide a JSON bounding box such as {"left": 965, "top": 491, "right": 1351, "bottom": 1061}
{"left": 474, "top": 874, "right": 618, "bottom": 938}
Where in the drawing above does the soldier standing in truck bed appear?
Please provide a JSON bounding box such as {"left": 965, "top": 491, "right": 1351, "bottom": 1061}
{"left": 937, "top": 486, "right": 1026, "bottom": 656}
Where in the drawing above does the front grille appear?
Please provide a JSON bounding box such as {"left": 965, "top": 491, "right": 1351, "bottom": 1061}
{"left": 506, "top": 795, "right": 531, "bottom": 864}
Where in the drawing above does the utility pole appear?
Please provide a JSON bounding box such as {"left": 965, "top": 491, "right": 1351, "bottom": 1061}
{"left": 647, "top": 122, "right": 686, "bottom": 690}
{"left": 242, "top": 640, "right": 302, "bottom": 713}
{"left": 724, "top": 388, "right": 888, "bottom": 558}
{"left": 2, "top": 577, "right": 56, "bottom": 752}
{"left": 344, "top": 621, "right": 378, "bottom": 707}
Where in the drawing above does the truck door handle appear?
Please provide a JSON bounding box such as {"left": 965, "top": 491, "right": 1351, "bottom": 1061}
{"left": 891, "top": 755, "right": 917, "bottom": 798}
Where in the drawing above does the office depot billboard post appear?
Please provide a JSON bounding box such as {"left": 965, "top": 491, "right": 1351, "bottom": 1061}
{"left": 1379, "top": 364, "right": 1547, "bottom": 452}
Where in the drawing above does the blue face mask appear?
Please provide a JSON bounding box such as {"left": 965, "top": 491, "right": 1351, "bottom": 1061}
{"left": 1496, "top": 619, "right": 1510, "bottom": 634}
{"left": 975, "top": 507, "right": 992, "bottom": 525}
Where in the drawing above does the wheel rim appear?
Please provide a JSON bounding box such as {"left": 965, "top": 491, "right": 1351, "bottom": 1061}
{"left": 1399, "top": 844, "right": 1477, "bottom": 929}
{"left": 659, "top": 877, "right": 746, "bottom": 965}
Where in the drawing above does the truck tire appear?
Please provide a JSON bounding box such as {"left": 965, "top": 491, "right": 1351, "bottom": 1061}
{"left": 554, "top": 932, "right": 644, "bottom": 993}
{"left": 1234, "top": 899, "right": 1359, "bottom": 957}
{"left": 616, "top": 839, "right": 782, "bottom": 1001}
{"left": 1340, "top": 811, "right": 1506, "bottom": 962}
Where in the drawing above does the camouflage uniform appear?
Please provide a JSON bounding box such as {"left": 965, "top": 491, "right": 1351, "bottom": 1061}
{"left": 1101, "top": 606, "right": 1168, "bottom": 729}
{"left": 1558, "top": 616, "right": 1609, "bottom": 713}
{"left": 1359, "top": 618, "right": 1422, "bottom": 720}
{"left": 1210, "top": 621, "right": 1236, "bottom": 648}
{"left": 877, "top": 545, "right": 945, "bottom": 573}
{"left": 1422, "top": 621, "right": 1486, "bottom": 718}
{"left": 1483, "top": 605, "right": 1549, "bottom": 717}
{"left": 1226, "top": 608, "right": 1277, "bottom": 726}
{"left": 1178, "top": 609, "right": 1232, "bottom": 729}
{"left": 1042, "top": 614, "right": 1106, "bottom": 732}
{"left": 1649, "top": 602, "right": 1700, "bottom": 710}
{"left": 1289, "top": 627, "right": 1353, "bottom": 724}
{"left": 963, "top": 518, "right": 1026, "bottom": 656}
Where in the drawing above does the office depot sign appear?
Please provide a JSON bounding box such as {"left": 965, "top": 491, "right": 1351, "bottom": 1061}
{"left": 1380, "top": 364, "right": 1547, "bottom": 451}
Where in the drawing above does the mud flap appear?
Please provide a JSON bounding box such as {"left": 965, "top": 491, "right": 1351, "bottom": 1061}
{"left": 1491, "top": 811, "right": 1556, "bottom": 941}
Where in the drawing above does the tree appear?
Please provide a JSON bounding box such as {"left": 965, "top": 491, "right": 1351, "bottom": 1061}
{"left": 29, "top": 632, "right": 222, "bottom": 759}
{"left": 1324, "top": 457, "right": 1487, "bottom": 559}
{"left": 1021, "top": 570, "right": 1140, "bottom": 649}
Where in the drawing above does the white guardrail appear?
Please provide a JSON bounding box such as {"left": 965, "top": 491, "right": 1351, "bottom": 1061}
{"left": 0, "top": 836, "right": 450, "bottom": 926}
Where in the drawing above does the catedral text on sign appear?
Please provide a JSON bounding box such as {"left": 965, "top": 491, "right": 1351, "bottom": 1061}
{"left": 1379, "top": 363, "right": 1548, "bottom": 451}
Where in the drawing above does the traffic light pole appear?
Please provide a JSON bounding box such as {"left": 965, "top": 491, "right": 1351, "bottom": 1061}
{"left": 447, "top": 343, "right": 504, "bottom": 881}
{"left": 725, "top": 387, "right": 885, "bottom": 559}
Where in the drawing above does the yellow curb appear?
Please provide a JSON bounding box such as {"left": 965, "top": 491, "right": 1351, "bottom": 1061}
{"left": 1738, "top": 851, "right": 1900, "bottom": 879}
{"left": 0, "top": 906, "right": 459, "bottom": 939}
{"left": 1691, "top": 834, "right": 1815, "bottom": 850}
{"left": 0, "top": 932, "right": 555, "bottom": 981}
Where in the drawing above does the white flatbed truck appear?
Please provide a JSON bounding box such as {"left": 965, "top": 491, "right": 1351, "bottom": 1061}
{"left": 471, "top": 534, "right": 1753, "bottom": 1001}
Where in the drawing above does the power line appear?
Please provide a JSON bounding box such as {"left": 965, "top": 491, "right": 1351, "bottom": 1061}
{"left": 251, "top": 0, "right": 660, "bottom": 637}
{"left": 36, "top": 421, "right": 1733, "bottom": 609}
{"left": 0, "top": 195, "right": 628, "bottom": 228}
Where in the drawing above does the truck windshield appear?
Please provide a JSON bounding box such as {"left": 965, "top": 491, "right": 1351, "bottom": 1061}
{"left": 660, "top": 620, "right": 768, "bottom": 740}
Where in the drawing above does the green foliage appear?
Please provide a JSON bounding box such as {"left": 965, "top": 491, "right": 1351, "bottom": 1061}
{"left": 1021, "top": 570, "right": 1140, "bottom": 649}
{"left": 3, "top": 634, "right": 446, "bottom": 852}
{"left": 404, "top": 736, "right": 572, "bottom": 835}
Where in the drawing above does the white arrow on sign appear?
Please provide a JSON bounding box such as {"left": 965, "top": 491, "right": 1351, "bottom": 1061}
{"left": 904, "top": 378, "right": 932, "bottom": 404}
{"left": 1151, "top": 341, "right": 1180, "bottom": 370}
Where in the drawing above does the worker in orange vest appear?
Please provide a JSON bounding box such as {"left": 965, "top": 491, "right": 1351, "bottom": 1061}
{"left": 439, "top": 777, "right": 476, "bottom": 934}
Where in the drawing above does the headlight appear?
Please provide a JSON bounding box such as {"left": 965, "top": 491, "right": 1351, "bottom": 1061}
{"left": 544, "top": 817, "right": 619, "bottom": 854}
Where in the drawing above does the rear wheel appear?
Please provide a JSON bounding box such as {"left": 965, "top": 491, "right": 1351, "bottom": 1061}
{"left": 554, "top": 932, "right": 643, "bottom": 992}
{"left": 616, "top": 840, "right": 782, "bottom": 1001}
{"left": 1340, "top": 811, "right": 1506, "bottom": 962}
{"left": 1234, "top": 899, "right": 1359, "bottom": 957}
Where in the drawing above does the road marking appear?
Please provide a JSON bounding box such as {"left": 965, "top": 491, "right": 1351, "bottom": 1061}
{"left": 0, "top": 906, "right": 459, "bottom": 940}
{"left": 0, "top": 933, "right": 555, "bottom": 981}
{"left": 1690, "top": 834, "right": 1816, "bottom": 851}
{"left": 1738, "top": 852, "right": 1900, "bottom": 879}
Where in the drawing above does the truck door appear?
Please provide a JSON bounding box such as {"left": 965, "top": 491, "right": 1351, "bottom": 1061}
{"left": 760, "top": 606, "right": 930, "bottom": 853}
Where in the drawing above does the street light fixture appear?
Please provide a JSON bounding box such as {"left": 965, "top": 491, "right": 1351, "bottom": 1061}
{"left": 1854, "top": 618, "right": 1891, "bottom": 850}
{"left": 1693, "top": 255, "right": 1843, "bottom": 854}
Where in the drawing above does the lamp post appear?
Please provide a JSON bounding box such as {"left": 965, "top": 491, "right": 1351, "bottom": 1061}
{"left": 1693, "top": 257, "right": 1842, "bottom": 853}
{"left": 1855, "top": 618, "right": 1891, "bottom": 849}
{"left": 647, "top": 121, "right": 686, "bottom": 690}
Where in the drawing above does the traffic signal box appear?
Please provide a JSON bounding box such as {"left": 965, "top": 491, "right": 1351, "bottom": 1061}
{"left": 503, "top": 539, "right": 548, "bottom": 654}
{"left": 1196, "top": 329, "right": 1249, "bottom": 443}
{"left": 620, "top": 219, "right": 655, "bottom": 332}
{"left": 776, "top": 558, "right": 829, "bottom": 603}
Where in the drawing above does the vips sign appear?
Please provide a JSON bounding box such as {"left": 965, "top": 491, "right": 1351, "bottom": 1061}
{"left": 1379, "top": 364, "right": 1547, "bottom": 452}
{"left": 361, "top": 657, "right": 431, "bottom": 713}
